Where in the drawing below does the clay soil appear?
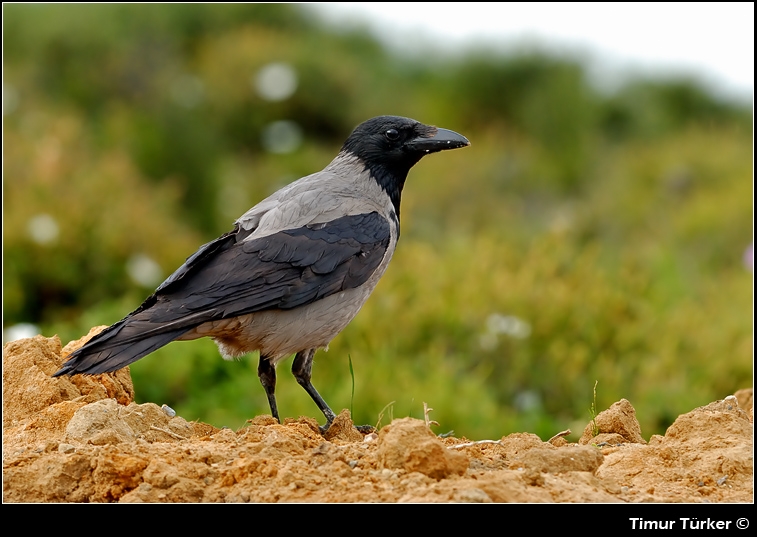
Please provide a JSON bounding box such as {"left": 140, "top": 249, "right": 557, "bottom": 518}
{"left": 3, "top": 329, "right": 753, "bottom": 503}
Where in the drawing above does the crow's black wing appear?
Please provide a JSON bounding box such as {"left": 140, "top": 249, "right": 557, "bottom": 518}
{"left": 152, "top": 211, "right": 391, "bottom": 318}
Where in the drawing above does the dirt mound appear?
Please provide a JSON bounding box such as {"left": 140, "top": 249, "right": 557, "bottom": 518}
{"left": 3, "top": 333, "right": 753, "bottom": 502}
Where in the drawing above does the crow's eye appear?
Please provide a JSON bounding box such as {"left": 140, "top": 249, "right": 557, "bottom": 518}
{"left": 384, "top": 128, "right": 399, "bottom": 141}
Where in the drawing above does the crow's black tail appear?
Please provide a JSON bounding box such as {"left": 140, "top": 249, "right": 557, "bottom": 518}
{"left": 53, "top": 313, "right": 194, "bottom": 376}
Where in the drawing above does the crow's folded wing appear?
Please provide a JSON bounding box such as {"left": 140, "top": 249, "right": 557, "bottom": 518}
{"left": 150, "top": 211, "right": 392, "bottom": 320}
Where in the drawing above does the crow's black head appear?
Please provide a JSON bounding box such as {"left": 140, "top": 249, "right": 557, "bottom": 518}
{"left": 343, "top": 116, "right": 469, "bottom": 173}
{"left": 341, "top": 115, "right": 469, "bottom": 217}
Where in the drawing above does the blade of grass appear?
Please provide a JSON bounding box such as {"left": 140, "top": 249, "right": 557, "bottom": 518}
{"left": 348, "top": 354, "right": 355, "bottom": 417}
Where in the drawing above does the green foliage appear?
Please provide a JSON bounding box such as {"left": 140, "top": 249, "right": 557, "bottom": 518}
{"left": 4, "top": 4, "right": 752, "bottom": 441}
{"left": 447, "top": 54, "right": 598, "bottom": 191}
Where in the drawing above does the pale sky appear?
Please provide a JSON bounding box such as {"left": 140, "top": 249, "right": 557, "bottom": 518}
{"left": 311, "top": 2, "right": 754, "bottom": 103}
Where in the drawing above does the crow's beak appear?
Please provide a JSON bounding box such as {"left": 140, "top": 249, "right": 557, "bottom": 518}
{"left": 406, "top": 127, "right": 470, "bottom": 154}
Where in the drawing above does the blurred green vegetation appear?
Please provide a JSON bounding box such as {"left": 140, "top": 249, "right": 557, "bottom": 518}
{"left": 3, "top": 4, "right": 752, "bottom": 441}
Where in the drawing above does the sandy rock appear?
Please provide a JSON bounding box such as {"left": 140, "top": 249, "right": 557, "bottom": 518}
{"left": 64, "top": 399, "right": 197, "bottom": 445}
{"left": 500, "top": 432, "right": 548, "bottom": 454}
{"left": 733, "top": 388, "right": 752, "bottom": 414}
{"left": 512, "top": 445, "right": 604, "bottom": 474}
{"left": 322, "top": 410, "right": 365, "bottom": 443}
{"left": 3, "top": 330, "right": 134, "bottom": 429}
{"left": 596, "top": 394, "right": 753, "bottom": 502}
{"left": 378, "top": 417, "right": 469, "bottom": 479}
{"left": 4, "top": 335, "right": 78, "bottom": 427}
{"left": 66, "top": 399, "right": 138, "bottom": 445}
{"left": 665, "top": 396, "right": 751, "bottom": 446}
{"left": 590, "top": 432, "right": 630, "bottom": 446}
{"left": 579, "top": 398, "right": 646, "bottom": 445}
{"left": 1, "top": 331, "right": 753, "bottom": 503}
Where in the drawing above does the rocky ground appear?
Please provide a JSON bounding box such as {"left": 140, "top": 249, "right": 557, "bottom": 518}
{"left": 3, "top": 329, "right": 753, "bottom": 503}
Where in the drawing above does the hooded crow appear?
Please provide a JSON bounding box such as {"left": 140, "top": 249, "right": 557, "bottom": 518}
{"left": 54, "top": 115, "right": 470, "bottom": 431}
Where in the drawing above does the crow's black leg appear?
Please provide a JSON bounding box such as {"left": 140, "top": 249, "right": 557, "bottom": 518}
{"left": 292, "top": 349, "right": 375, "bottom": 434}
{"left": 292, "top": 348, "right": 337, "bottom": 430}
{"left": 258, "top": 354, "right": 279, "bottom": 423}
